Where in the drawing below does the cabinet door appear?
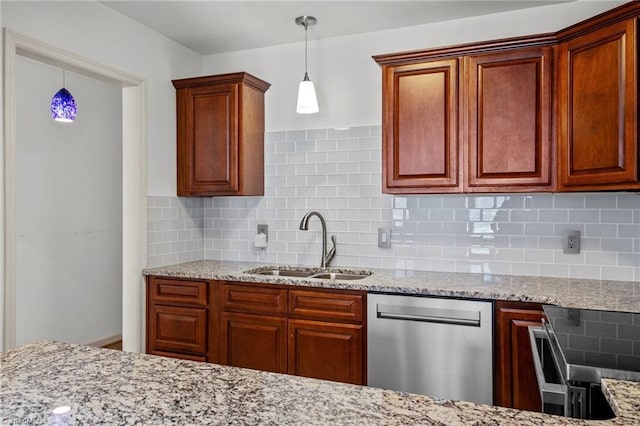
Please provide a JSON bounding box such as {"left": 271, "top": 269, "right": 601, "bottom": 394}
{"left": 466, "top": 48, "right": 554, "bottom": 191}
{"left": 221, "top": 312, "right": 287, "bottom": 374}
{"left": 494, "top": 301, "right": 545, "bottom": 411}
{"left": 557, "top": 19, "right": 639, "bottom": 190}
{"left": 177, "top": 83, "right": 239, "bottom": 195}
{"left": 148, "top": 305, "right": 207, "bottom": 355}
{"left": 382, "top": 59, "right": 461, "bottom": 193}
{"left": 288, "top": 319, "right": 364, "bottom": 385}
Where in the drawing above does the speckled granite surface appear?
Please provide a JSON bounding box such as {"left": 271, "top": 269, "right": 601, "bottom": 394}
{"left": 2, "top": 341, "right": 639, "bottom": 425}
{"left": 143, "top": 260, "right": 640, "bottom": 313}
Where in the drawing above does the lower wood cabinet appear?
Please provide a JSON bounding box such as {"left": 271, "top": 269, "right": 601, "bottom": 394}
{"left": 288, "top": 319, "right": 364, "bottom": 384}
{"left": 494, "top": 300, "right": 545, "bottom": 411}
{"left": 147, "top": 277, "right": 209, "bottom": 361}
{"left": 147, "top": 276, "right": 366, "bottom": 386}
{"left": 221, "top": 312, "right": 287, "bottom": 373}
{"left": 148, "top": 304, "right": 207, "bottom": 354}
{"left": 220, "top": 282, "right": 367, "bottom": 385}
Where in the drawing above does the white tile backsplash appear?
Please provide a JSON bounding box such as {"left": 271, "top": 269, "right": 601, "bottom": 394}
{"left": 147, "top": 196, "right": 204, "bottom": 267}
{"left": 147, "top": 125, "right": 640, "bottom": 281}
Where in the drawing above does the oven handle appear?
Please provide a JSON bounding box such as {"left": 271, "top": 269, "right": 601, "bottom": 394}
{"left": 528, "top": 326, "right": 567, "bottom": 407}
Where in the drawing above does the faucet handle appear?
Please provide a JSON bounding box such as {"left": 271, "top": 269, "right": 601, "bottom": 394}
{"left": 325, "top": 235, "right": 337, "bottom": 266}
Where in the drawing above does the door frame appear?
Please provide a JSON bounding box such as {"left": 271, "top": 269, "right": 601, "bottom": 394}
{"left": 2, "top": 30, "right": 147, "bottom": 352}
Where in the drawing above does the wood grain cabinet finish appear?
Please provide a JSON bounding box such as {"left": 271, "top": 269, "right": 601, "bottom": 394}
{"left": 148, "top": 304, "right": 208, "bottom": 356}
{"left": 380, "top": 59, "right": 461, "bottom": 193}
{"left": 172, "top": 72, "right": 270, "bottom": 196}
{"left": 557, "top": 18, "right": 639, "bottom": 191}
{"left": 494, "top": 300, "right": 545, "bottom": 412}
{"left": 222, "top": 283, "right": 288, "bottom": 315}
{"left": 221, "top": 282, "right": 367, "bottom": 385}
{"left": 288, "top": 319, "right": 364, "bottom": 385}
{"left": 149, "top": 277, "right": 207, "bottom": 306}
{"left": 289, "top": 289, "right": 364, "bottom": 323}
{"left": 147, "top": 277, "right": 210, "bottom": 360}
{"left": 466, "top": 48, "right": 554, "bottom": 192}
{"left": 221, "top": 312, "right": 288, "bottom": 373}
{"left": 375, "top": 2, "right": 640, "bottom": 194}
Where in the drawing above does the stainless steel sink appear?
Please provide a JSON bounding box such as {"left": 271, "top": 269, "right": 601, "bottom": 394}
{"left": 251, "top": 269, "right": 315, "bottom": 277}
{"left": 308, "top": 272, "right": 369, "bottom": 280}
{"left": 244, "top": 267, "right": 372, "bottom": 280}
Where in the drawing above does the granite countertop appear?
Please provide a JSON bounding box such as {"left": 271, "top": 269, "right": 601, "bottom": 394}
{"left": 2, "top": 341, "right": 639, "bottom": 425}
{"left": 143, "top": 260, "right": 640, "bottom": 313}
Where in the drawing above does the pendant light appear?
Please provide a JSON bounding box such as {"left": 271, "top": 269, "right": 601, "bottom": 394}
{"left": 295, "top": 15, "right": 319, "bottom": 114}
{"left": 50, "top": 69, "right": 77, "bottom": 123}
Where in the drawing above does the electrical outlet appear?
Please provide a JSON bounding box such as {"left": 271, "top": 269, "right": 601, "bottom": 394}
{"left": 378, "top": 227, "right": 391, "bottom": 248}
{"left": 563, "top": 230, "right": 580, "bottom": 254}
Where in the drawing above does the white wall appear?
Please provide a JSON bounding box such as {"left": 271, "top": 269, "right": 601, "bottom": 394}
{"left": 15, "top": 56, "right": 123, "bottom": 345}
{"left": 202, "top": 1, "right": 625, "bottom": 132}
{"left": 2, "top": 1, "right": 202, "bottom": 349}
{"left": 1, "top": 0, "right": 202, "bottom": 196}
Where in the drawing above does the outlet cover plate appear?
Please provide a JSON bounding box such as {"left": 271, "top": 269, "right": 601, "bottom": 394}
{"left": 563, "top": 230, "right": 580, "bottom": 254}
{"left": 378, "top": 227, "right": 391, "bottom": 248}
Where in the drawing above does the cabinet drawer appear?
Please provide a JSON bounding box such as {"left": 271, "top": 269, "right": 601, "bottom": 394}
{"left": 149, "top": 305, "right": 207, "bottom": 354}
{"left": 148, "top": 277, "right": 207, "bottom": 306}
{"left": 222, "top": 283, "right": 287, "bottom": 315}
{"left": 289, "top": 289, "right": 364, "bottom": 323}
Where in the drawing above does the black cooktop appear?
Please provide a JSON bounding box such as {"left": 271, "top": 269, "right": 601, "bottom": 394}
{"left": 543, "top": 305, "right": 640, "bottom": 382}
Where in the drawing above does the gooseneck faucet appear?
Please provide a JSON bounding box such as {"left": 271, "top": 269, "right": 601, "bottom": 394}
{"left": 299, "top": 211, "right": 336, "bottom": 268}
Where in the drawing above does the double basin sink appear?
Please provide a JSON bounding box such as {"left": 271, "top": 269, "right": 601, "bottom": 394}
{"left": 244, "top": 267, "right": 373, "bottom": 281}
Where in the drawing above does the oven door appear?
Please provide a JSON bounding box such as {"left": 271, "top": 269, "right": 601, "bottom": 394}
{"left": 528, "top": 326, "right": 569, "bottom": 416}
{"left": 529, "top": 325, "right": 617, "bottom": 420}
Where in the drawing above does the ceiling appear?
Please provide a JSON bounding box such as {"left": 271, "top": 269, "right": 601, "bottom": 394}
{"left": 101, "top": 1, "right": 573, "bottom": 55}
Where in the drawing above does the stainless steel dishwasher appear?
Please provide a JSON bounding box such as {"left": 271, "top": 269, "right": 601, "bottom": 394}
{"left": 368, "top": 293, "right": 493, "bottom": 404}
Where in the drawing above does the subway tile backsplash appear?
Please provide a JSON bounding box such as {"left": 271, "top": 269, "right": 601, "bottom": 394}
{"left": 147, "top": 196, "right": 204, "bottom": 267}
{"left": 147, "top": 125, "right": 640, "bottom": 281}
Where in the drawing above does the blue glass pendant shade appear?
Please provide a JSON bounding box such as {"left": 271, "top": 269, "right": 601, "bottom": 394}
{"left": 51, "top": 87, "right": 77, "bottom": 122}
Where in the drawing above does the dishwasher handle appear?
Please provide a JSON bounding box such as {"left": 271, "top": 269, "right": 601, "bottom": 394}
{"left": 376, "top": 303, "right": 481, "bottom": 327}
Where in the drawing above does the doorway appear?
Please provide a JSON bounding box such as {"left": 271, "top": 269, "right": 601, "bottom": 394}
{"left": 2, "top": 30, "right": 147, "bottom": 352}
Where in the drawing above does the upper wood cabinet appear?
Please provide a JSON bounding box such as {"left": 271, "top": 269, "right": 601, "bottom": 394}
{"left": 557, "top": 18, "right": 639, "bottom": 191}
{"left": 375, "top": 1, "right": 640, "bottom": 194}
{"left": 381, "top": 59, "right": 461, "bottom": 193}
{"left": 466, "top": 47, "right": 554, "bottom": 192}
{"left": 377, "top": 44, "right": 555, "bottom": 194}
{"left": 172, "top": 72, "right": 270, "bottom": 196}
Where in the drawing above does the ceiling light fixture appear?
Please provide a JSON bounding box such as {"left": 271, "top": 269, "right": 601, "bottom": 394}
{"left": 295, "top": 15, "right": 319, "bottom": 114}
{"left": 51, "top": 69, "right": 77, "bottom": 123}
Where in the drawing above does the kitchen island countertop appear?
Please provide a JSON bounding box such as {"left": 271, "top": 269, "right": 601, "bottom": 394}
{"left": 143, "top": 260, "right": 640, "bottom": 313}
{"left": 1, "top": 340, "right": 639, "bottom": 425}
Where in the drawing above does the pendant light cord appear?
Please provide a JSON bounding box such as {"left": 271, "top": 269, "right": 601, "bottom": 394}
{"left": 304, "top": 22, "right": 308, "bottom": 75}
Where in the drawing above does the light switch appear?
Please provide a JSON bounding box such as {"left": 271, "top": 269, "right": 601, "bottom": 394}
{"left": 378, "top": 227, "right": 391, "bottom": 248}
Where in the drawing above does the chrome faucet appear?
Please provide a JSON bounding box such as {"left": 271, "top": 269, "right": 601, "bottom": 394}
{"left": 299, "top": 211, "right": 336, "bottom": 268}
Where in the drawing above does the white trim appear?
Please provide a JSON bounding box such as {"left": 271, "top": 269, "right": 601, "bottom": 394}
{"left": 2, "top": 30, "right": 147, "bottom": 353}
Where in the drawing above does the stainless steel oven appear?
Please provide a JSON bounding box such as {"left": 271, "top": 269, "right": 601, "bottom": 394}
{"left": 528, "top": 305, "right": 640, "bottom": 420}
{"left": 528, "top": 326, "right": 610, "bottom": 418}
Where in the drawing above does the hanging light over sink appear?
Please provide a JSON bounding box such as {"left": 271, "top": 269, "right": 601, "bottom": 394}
{"left": 295, "top": 15, "right": 319, "bottom": 114}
